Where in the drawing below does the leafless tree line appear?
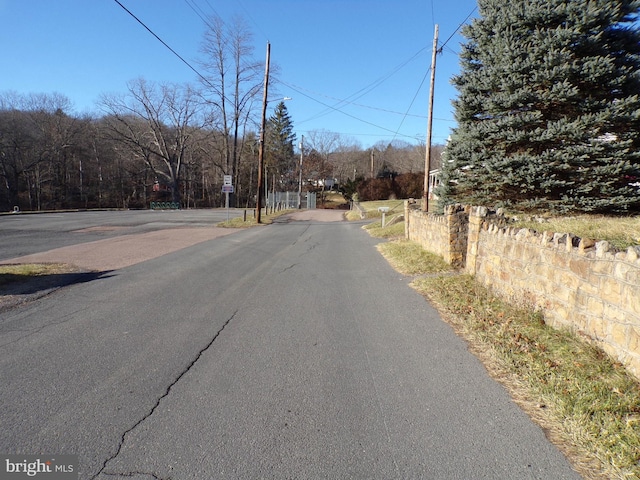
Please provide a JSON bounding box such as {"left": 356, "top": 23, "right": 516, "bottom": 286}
{"left": 0, "top": 88, "right": 438, "bottom": 211}
{"left": 0, "top": 15, "right": 440, "bottom": 211}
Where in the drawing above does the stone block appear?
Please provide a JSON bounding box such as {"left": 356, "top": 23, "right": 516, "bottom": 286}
{"left": 625, "top": 266, "right": 640, "bottom": 285}
{"left": 568, "top": 257, "right": 590, "bottom": 279}
{"left": 550, "top": 251, "right": 568, "bottom": 269}
{"left": 553, "top": 284, "right": 575, "bottom": 303}
{"left": 579, "top": 238, "right": 596, "bottom": 254}
{"left": 629, "top": 326, "right": 640, "bottom": 353}
{"left": 605, "top": 303, "right": 627, "bottom": 324}
{"left": 596, "top": 240, "right": 612, "bottom": 257}
{"left": 627, "top": 357, "right": 640, "bottom": 381}
{"left": 557, "top": 270, "right": 581, "bottom": 290}
{"left": 553, "top": 232, "right": 567, "bottom": 246}
{"left": 614, "top": 261, "right": 633, "bottom": 281}
{"left": 625, "top": 286, "right": 640, "bottom": 316}
{"left": 591, "top": 259, "right": 614, "bottom": 275}
{"left": 600, "top": 280, "right": 623, "bottom": 305}
{"left": 575, "top": 290, "right": 589, "bottom": 309}
{"left": 588, "top": 317, "right": 607, "bottom": 340}
{"left": 586, "top": 296, "right": 605, "bottom": 316}
{"left": 610, "top": 323, "right": 629, "bottom": 348}
{"left": 573, "top": 312, "right": 589, "bottom": 330}
{"left": 549, "top": 303, "right": 570, "bottom": 324}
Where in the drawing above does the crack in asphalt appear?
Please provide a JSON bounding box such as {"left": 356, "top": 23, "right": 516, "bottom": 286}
{"left": 92, "top": 310, "right": 239, "bottom": 480}
{"left": 280, "top": 263, "right": 298, "bottom": 273}
{"left": 0, "top": 306, "right": 90, "bottom": 347}
{"left": 102, "top": 471, "right": 168, "bottom": 480}
{"left": 290, "top": 225, "right": 311, "bottom": 245}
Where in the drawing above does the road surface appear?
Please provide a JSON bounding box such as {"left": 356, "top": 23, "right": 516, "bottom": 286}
{"left": 0, "top": 210, "right": 581, "bottom": 479}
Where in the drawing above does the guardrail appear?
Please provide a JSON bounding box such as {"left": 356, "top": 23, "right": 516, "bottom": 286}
{"left": 150, "top": 202, "right": 180, "bottom": 210}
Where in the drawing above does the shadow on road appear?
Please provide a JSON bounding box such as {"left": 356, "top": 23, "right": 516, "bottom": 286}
{"left": 0, "top": 271, "right": 113, "bottom": 311}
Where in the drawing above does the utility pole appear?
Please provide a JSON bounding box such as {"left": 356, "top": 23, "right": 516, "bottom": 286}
{"left": 370, "top": 150, "right": 374, "bottom": 179}
{"left": 423, "top": 24, "right": 439, "bottom": 213}
{"left": 370, "top": 149, "right": 375, "bottom": 200}
{"left": 298, "top": 135, "right": 304, "bottom": 209}
{"left": 256, "top": 42, "right": 271, "bottom": 223}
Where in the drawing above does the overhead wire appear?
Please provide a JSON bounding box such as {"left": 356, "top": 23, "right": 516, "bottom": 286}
{"left": 114, "top": 0, "right": 476, "bottom": 143}
{"left": 387, "top": 5, "right": 477, "bottom": 145}
{"left": 282, "top": 82, "right": 420, "bottom": 140}
{"left": 439, "top": 7, "right": 477, "bottom": 53}
{"left": 112, "top": 0, "right": 215, "bottom": 90}
{"left": 290, "top": 6, "right": 478, "bottom": 142}
{"left": 294, "top": 46, "right": 429, "bottom": 126}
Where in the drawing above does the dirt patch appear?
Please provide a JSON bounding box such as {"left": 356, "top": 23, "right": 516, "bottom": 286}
{"left": 0, "top": 227, "right": 238, "bottom": 272}
{"left": 285, "top": 210, "right": 346, "bottom": 222}
{"left": 72, "top": 226, "right": 129, "bottom": 233}
{"left": 0, "top": 227, "right": 240, "bottom": 311}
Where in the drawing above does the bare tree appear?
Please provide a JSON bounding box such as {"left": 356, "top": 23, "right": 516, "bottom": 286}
{"left": 100, "top": 79, "right": 203, "bottom": 204}
{"left": 331, "top": 137, "right": 364, "bottom": 184}
{"left": 0, "top": 91, "right": 85, "bottom": 210}
{"left": 305, "top": 129, "right": 340, "bottom": 186}
{"left": 198, "top": 14, "right": 262, "bottom": 188}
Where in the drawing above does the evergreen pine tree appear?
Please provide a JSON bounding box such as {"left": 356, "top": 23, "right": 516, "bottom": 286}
{"left": 265, "top": 101, "right": 296, "bottom": 188}
{"left": 438, "top": 0, "right": 640, "bottom": 213}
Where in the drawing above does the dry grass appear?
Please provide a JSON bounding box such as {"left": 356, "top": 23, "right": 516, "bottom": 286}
{"left": 377, "top": 239, "right": 452, "bottom": 275}
{"left": 364, "top": 220, "right": 405, "bottom": 239}
{"left": 321, "top": 192, "right": 349, "bottom": 209}
{"left": 512, "top": 215, "right": 640, "bottom": 250}
{"left": 357, "top": 200, "right": 406, "bottom": 218}
{"left": 0, "top": 263, "right": 76, "bottom": 286}
{"left": 217, "top": 209, "right": 295, "bottom": 228}
{"left": 373, "top": 237, "right": 640, "bottom": 480}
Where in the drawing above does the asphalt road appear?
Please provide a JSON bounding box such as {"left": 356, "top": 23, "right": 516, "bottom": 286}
{"left": 0, "top": 209, "right": 245, "bottom": 260}
{"left": 0, "top": 212, "right": 581, "bottom": 479}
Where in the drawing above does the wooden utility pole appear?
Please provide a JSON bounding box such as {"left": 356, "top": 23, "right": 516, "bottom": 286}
{"left": 370, "top": 149, "right": 375, "bottom": 200}
{"left": 423, "top": 24, "right": 439, "bottom": 213}
{"left": 370, "top": 150, "right": 375, "bottom": 179}
{"left": 298, "top": 135, "right": 304, "bottom": 209}
{"left": 256, "top": 42, "right": 271, "bottom": 223}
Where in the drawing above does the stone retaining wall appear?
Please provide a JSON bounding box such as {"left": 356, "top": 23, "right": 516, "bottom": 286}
{"left": 405, "top": 202, "right": 469, "bottom": 268}
{"left": 406, "top": 203, "right": 640, "bottom": 379}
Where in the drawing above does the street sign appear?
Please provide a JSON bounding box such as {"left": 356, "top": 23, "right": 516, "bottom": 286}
{"left": 223, "top": 175, "right": 232, "bottom": 186}
{"left": 222, "top": 185, "right": 234, "bottom": 193}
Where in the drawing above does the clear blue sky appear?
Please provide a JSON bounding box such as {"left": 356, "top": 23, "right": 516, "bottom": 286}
{"left": 1, "top": 0, "right": 478, "bottom": 149}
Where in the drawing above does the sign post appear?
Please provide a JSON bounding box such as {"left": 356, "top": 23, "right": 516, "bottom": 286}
{"left": 223, "top": 175, "right": 233, "bottom": 222}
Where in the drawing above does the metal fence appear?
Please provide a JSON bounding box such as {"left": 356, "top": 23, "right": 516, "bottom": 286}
{"left": 150, "top": 201, "right": 180, "bottom": 210}
{"left": 266, "top": 191, "right": 316, "bottom": 210}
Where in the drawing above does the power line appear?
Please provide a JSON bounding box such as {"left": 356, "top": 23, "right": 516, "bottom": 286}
{"left": 389, "top": 68, "right": 431, "bottom": 144}
{"left": 293, "top": 45, "right": 429, "bottom": 125}
{"left": 439, "top": 7, "right": 477, "bottom": 53}
{"left": 282, "top": 83, "right": 429, "bottom": 119}
{"left": 112, "top": 0, "right": 215, "bottom": 89}
{"left": 282, "top": 82, "right": 428, "bottom": 141}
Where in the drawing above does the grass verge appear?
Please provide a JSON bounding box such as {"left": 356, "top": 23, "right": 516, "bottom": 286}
{"left": 217, "top": 209, "right": 296, "bottom": 228}
{"left": 511, "top": 215, "right": 640, "bottom": 250}
{"left": 346, "top": 200, "right": 407, "bottom": 222}
{"left": 364, "top": 220, "right": 405, "bottom": 239}
{"left": 375, "top": 234, "right": 640, "bottom": 480}
{"left": 0, "top": 263, "right": 77, "bottom": 287}
{"left": 377, "top": 239, "right": 451, "bottom": 275}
